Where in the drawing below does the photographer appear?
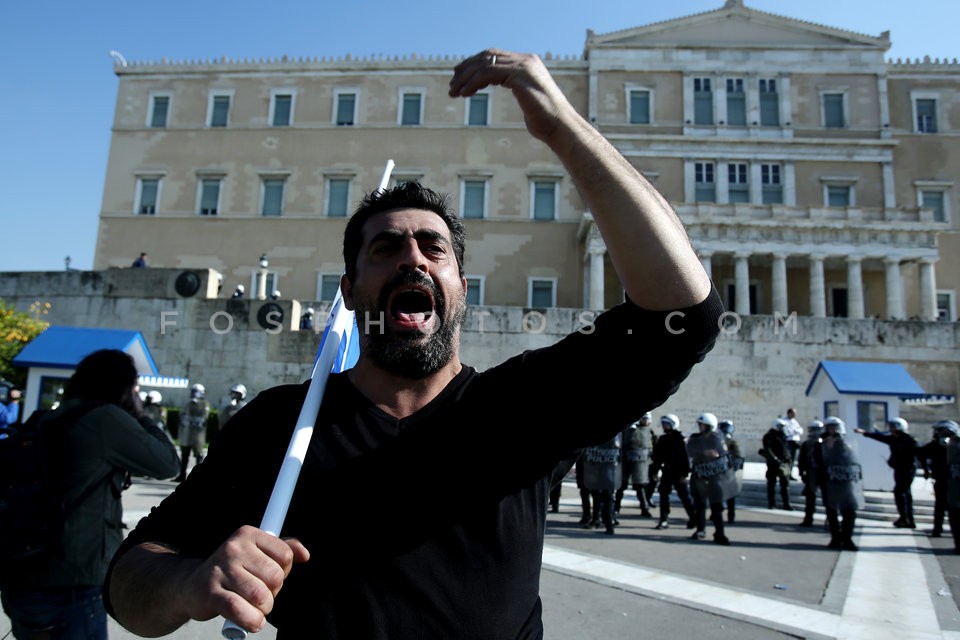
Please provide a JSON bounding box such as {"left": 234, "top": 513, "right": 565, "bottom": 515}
{"left": 0, "top": 349, "right": 179, "bottom": 640}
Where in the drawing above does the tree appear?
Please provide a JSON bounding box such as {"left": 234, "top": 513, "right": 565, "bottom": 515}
{"left": 0, "top": 299, "right": 50, "bottom": 389}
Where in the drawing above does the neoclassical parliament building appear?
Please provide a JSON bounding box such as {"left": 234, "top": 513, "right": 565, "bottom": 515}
{"left": 95, "top": 0, "right": 958, "bottom": 325}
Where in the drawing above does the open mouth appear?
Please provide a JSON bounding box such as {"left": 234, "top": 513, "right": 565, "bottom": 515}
{"left": 388, "top": 286, "right": 436, "bottom": 330}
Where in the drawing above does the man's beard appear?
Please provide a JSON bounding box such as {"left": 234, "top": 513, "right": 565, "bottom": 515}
{"left": 353, "top": 271, "right": 466, "bottom": 379}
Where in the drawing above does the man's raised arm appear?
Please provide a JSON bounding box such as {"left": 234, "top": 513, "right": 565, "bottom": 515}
{"left": 449, "top": 49, "right": 710, "bottom": 311}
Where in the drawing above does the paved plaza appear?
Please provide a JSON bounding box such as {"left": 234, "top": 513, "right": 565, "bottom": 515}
{"left": 3, "top": 465, "right": 960, "bottom": 639}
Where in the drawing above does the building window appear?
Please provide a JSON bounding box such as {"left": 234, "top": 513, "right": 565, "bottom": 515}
{"left": 250, "top": 271, "right": 279, "bottom": 298}
{"left": 728, "top": 163, "right": 748, "bottom": 203}
{"left": 694, "top": 77, "right": 713, "bottom": 125}
{"left": 270, "top": 92, "right": 293, "bottom": 127}
{"left": 198, "top": 178, "right": 221, "bottom": 216}
{"left": 830, "top": 287, "right": 848, "bottom": 317}
{"left": 261, "top": 178, "right": 285, "bottom": 216}
{"left": 461, "top": 179, "right": 487, "bottom": 219}
{"left": 759, "top": 78, "right": 779, "bottom": 126}
{"left": 531, "top": 180, "right": 558, "bottom": 220}
{"left": 826, "top": 185, "right": 852, "bottom": 207}
{"left": 915, "top": 98, "right": 938, "bottom": 133}
{"left": 400, "top": 91, "right": 423, "bottom": 126}
{"left": 726, "top": 78, "right": 746, "bottom": 126}
{"left": 335, "top": 91, "right": 356, "bottom": 126}
{"left": 467, "top": 93, "right": 489, "bottom": 126}
{"left": 921, "top": 190, "right": 947, "bottom": 223}
{"left": 326, "top": 178, "right": 351, "bottom": 217}
{"left": 136, "top": 177, "right": 160, "bottom": 215}
{"left": 856, "top": 401, "right": 888, "bottom": 431}
{"left": 822, "top": 93, "right": 845, "bottom": 129}
{"left": 318, "top": 274, "right": 341, "bottom": 301}
{"left": 528, "top": 278, "right": 556, "bottom": 308}
{"left": 148, "top": 95, "right": 169, "bottom": 128}
{"left": 209, "top": 94, "right": 231, "bottom": 127}
{"left": 465, "top": 276, "right": 484, "bottom": 306}
{"left": 761, "top": 164, "right": 783, "bottom": 204}
{"left": 938, "top": 291, "right": 956, "bottom": 322}
{"left": 694, "top": 162, "right": 715, "bottom": 202}
{"left": 628, "top": 89, "right": 651, "bottom": 124}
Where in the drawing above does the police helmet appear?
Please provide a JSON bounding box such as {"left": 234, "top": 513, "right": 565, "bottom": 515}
{"left": 660, "top": 414, "right": 679, "bottom": 430}
{"left": 823, "top": 416, "right": 846, "bottom": 436}
{"left": 304, "top": 307, "right": 315, "bottom": 316}
{"left": 146, "top": 390, "right": 162, "bottom": 405}
{"left": 888, "top": 417, "right": 909, "bottom": 433}
{"left": 191, "top": 383, "right": 206, "bottom": 398}
{"left": 773, "top": 418, "right": 788, "bottom": 431}
{"left": 230, "top": 383, "right": 247, "bottom": 399}
{"left": 933, "top": 420, "right": 960, "bottom": 438}
{"left": 697, "top": 412, "right": 719, "bottom": 431}
{"left": 235, "top": 284, "right": 245, "bottom": 293}
{"left": 807, "top": 419, "right": 824, "bottom": 437}
{"left": 271, "top": 290, "right": 282, "bottom": 300}
{"left": 641, "top": 411, "right": 652, "bottom": 422}
{"left": 138, "top": 390, "right": 147, "bottom": 402}
{"left": 718, "top": 420, "right": 735, "bottom": 436}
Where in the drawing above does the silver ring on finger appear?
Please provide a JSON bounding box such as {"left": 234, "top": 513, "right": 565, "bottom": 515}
{"left": 489, "top": 54, "right": 497, "bottom": 66}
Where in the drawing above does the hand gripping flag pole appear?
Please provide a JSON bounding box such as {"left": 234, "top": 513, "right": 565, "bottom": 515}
{"left": 221, "top": 159, "right": 395, "bottom": 639}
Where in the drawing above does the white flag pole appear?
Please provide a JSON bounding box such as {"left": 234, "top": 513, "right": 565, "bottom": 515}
{"left": 221, "top": 159, "right": 395, "bottom": 639}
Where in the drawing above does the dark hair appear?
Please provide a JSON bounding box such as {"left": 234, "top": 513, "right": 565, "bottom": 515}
{"left": 343, "top": 181, "right": 466, "bottom": 282}
{"left": 64, "top": 349, "right": 139, "bottom": 406}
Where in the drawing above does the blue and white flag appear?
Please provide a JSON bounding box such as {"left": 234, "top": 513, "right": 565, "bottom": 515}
{"left": 315, "top": 287, "right": 359, "bottom": 375}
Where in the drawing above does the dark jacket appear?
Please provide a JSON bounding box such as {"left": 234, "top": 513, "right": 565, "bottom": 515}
{"left": 862, "top": 431, "right": 918, "bottom": 472}
{"left": 25, "top": 400, "right": 179, "bottom": 588}
{"left": 762, "top": 428, "right": 790, "bottom": 466}
{"left": 651, "top": 430, "right": 690, "bottom": 478}
{"left": 917, "top": 439, "right": 948, "bottom": 481}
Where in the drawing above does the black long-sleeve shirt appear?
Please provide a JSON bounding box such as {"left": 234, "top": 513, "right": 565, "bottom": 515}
{"left": 106, "top": 288, "right": 724, "bottom": 639}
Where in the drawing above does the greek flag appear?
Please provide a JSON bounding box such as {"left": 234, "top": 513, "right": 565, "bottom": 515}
{"left": 315, "top": 287, "right": 359, "bottom": 375}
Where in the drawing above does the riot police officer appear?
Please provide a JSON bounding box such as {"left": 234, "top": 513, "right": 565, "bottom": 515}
{"left": 582, "top": 434, "right": 622, "bottom": 534}
{"left": 718, "top": 419, "right": 743, "bottom": 523}
{"left": 615, "top": 412, "right": 654, "bottom": 517}
{"left": 687, "top": 413, "right": 736, "bottom": 545}
{"left": 651, "top": 414, "right": 695, "bottom": 530}
{"left": 817, "top": 417, "right": 863, "bottom": 551}
{"left": 855, "top": 417, "right": 918, "bottom": 528}
{"left": 918, "top": 420, "right": 958, "bottom": 537}
{"left": 762, "top": 418, "right": 793, "bottom": 510}
{"left": 176, "top": 383, "right": 209, "bottom": 482}
{"left": 941, "top": 420, "right": 960, "bottom": 552}
{"left": 218, "top": 383, "right": 248, "bottom": 430}
{"left": 142, "top": 390, "right": 165, "bottom": 431}
{"left": 798, "top": 419, "right": 824, "bottom": 527}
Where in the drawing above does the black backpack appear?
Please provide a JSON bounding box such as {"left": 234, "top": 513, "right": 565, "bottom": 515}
{"left": 0, "top": 402, "right": 100, "bottom": 585}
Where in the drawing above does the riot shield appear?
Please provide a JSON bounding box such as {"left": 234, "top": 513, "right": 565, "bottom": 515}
{"left": 622, "top": 426, "right": 651, "bottom": 484}
{"left": 687, "top": 431, "right": 738, "bottom": 503}
{"left": 583, "top": 435, "right": 622, "bottom": 492}
{"left": 822, "top": 437, "right": 865, "bottom": 510}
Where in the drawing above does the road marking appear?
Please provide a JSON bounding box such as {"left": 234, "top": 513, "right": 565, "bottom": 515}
{"left": 543, "top": 521, "right": 960, "bottom": 639}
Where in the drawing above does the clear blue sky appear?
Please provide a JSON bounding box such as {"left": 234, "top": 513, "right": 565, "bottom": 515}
{"left": 0, "top": 0, "right": 955, "bottom": 272}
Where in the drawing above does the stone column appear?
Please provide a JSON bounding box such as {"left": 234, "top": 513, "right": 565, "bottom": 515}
{"left": 589, "top": 246, "right": 605, "bottom": 310}
{"left": 771, "top": 254, "right": 788, "bottom": 317}
{"left": 846, "top": 256, "right": 865, "bottom": 319}
{"left": 919, "top": 258, "right": 938, "bottom": 321}
{"left": 735, "top": 252, "right": 751, "bottom": 316}
{"left": 699, "top": 250, "right": 713, "bottom": 282}
{"left": 809, "top": 254, "right": 826, "bottom": 317}
{"left": 884, "top": 257, "right": 905, "bottom": 320}
{"left": 256, "top": 267, "right": 268, "bottom": 300}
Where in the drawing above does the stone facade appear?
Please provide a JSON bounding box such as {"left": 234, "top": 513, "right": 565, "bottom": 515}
{"left": 92, "top": 1, "right": 960, "bottom": 325}
{"left": 2, "top": 267, "right": 957, "bottom": 460}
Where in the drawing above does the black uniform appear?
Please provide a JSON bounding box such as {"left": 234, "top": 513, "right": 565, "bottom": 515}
{"left": 918, "top": 437, "right": 949, "bottom": 536}
{"left": 798, "top": 433, "right": 823, "bottom": 526}
{"left": 862, "top": 430, "right": 918, "bottom": 527}
{"left": 762, "top": 427, "right": 793, "bottom": 510}
{"left": 651, "top": 430, "right": 695, "bottom": 527}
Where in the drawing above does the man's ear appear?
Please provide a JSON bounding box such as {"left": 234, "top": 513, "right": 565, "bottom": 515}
{"left": 341, "top": 273, "right": 355, "bottom": 310}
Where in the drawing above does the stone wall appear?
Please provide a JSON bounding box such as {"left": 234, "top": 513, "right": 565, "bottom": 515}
{"left": 3, "top": 268, "right": 957, "bottom": 458}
